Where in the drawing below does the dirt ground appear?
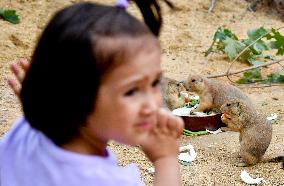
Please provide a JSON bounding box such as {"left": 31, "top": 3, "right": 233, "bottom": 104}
{"left": 0, "top": 0, "right": 283, "bottom": 185}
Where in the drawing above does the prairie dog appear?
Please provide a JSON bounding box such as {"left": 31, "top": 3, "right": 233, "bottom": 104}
{"left": 220, "top": 99, "right": 272, "bottom": 166}
{"left": 181, "top": 75, "right": 253, "bottom": 112}
{"left": 161, "top": 77, "right": 188, "bottom": 111}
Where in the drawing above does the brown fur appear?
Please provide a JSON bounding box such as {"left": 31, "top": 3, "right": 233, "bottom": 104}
{"left": 181, "top": 75, "right": 253, "bottom": 112}
{"left": 161, "top": 77, "right": 188, "bottom": 111}
{"left": 220, "top": 99, "right": 272, "bottom": 166}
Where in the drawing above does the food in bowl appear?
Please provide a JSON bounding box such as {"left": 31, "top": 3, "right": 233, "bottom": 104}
{"left": 172, "top": 107, "right": 225, "bottom": 131}
{"left": 164, "top": 88, "right": 225, "bottom": 132}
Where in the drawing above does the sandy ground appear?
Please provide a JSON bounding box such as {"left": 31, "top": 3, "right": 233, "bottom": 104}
{"left": 0, "top": 0, "right": 283, "bottom": 185}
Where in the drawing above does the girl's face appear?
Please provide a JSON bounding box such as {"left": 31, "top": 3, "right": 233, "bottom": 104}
{"left": 76, "top": 36, "right": 162, "bottom": 154}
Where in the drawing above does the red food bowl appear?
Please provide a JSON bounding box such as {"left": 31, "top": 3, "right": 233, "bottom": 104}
{"left": 181, "top": 113, "right": 226, "bottom": 131}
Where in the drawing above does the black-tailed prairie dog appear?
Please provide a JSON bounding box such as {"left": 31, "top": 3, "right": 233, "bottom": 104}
{"left": 181, "top": 75, "right": 253, "bottom": 112}
{"left": 220, "top": 99, "right": 272, "bottom": 166}
{"left": 161, "top": 77, "right": 188, "bottom": 111}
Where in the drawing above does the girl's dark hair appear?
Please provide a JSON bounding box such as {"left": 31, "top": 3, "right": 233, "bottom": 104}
{"left": 20, "top": 1, "right": 168, "bottom": 145}
{"left": 133, "top": 0, "right": 173, "bottom": 36}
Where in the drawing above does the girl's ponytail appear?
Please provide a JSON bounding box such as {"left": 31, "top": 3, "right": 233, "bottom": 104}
{"left": 132, "top": 0, "right": 174, "bottom": 36}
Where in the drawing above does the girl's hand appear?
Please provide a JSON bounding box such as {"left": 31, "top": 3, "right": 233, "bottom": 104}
{"left": 141, "top": 108, "right": 184, "bottom": 163}
{"left": 141, "top": 109, "right": 184, "bottom": 186}
{"left": 8, "top": 58, "right": 29, "bottom": 97}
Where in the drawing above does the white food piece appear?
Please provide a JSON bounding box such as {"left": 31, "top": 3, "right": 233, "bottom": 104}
{"left": 172, "top": 108, "right": 215, "bottom": 117}
{"left": 240, "top": 170, "right": 264, "bottom": 184}
{"left": 189, "top": 95, "right": 200, "bottom": 100}
{"left": 206, "top": 128, "right": 222, "bottom": 134}
{"left": 178, "top": 144, "right": 197, "bottom": 162}
{"left": 172, "top": 107, "right": 195, "bottom": 116}
{"left": 180, "top": 91, "right": 189, "bottom": 99}
{"left": 267, "top": 113, "right": 278, "bottom": 121}
{"left": 192, "top": 112, "right": 209, "bottom": 116}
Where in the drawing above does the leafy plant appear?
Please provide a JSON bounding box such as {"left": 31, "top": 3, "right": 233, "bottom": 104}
{"left": 205, "top": 27, "right": 275, "bottom": 65}
{"left": 0, "top": 8, "right": 20, "bottom": 24}
{"left": 183, "top": 98, "right": 200, "bottom": 108}
{"left": 236, "top": 69, "right": 263, "bottom": 84}
{"left": 206, "top": 27, "right": 284, "bottom": 84}
{"left": 236, "top": 69, "right": 284, "bottom": 84}
{"left": 264, "top": 70, "right": 284, "bottom": 83}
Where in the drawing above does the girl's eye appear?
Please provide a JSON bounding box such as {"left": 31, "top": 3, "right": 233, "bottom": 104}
{"left": 152, "top": 78, "right": 161, "bottom": 87}
{"left": 124, "top": 87, "right": 138, "bottom": 96}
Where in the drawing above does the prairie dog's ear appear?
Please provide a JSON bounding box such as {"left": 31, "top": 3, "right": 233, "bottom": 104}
{"left": 237, "top": 110, "right": 241, "bottom": 117}
{"left": 235, "top": 102, "right": 241, "bottom": 116}
{"left": 236, "top": 102, "right": 240, "bottom": 107}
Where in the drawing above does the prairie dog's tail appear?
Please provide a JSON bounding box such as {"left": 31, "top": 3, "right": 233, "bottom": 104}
{"left": 268, "top": 156, "right": 284, "bottom": 162}
{"left": 264, "top": 156, "right": 284, "bottom": 169}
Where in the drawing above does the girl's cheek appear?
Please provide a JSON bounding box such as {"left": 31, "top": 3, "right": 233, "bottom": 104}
{"left": 156, "top": 91, "right": 163, "bottom": 107}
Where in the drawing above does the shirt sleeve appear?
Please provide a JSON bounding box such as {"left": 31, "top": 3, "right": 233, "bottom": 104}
{"left": 123, "top": 163, "right": 145, "bottom": 186}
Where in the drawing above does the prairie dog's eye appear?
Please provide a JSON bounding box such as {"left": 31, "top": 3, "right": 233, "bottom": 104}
{"left": 191, "top": 79, "right": 196, "bottom": 82}
{"left": 226, "top": 103, "right": 231, "bottom": 107}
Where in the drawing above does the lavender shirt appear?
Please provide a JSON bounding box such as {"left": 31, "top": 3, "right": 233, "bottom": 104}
{"left": 0, "top": 117, "right": 145, "bottom": 186}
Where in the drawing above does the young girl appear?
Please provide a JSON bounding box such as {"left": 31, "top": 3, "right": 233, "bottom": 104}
{"left": 1, "top": 1, "right": 184, "bottom": 186}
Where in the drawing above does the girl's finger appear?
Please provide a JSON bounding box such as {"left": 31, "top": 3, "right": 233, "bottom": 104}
{"left": 7, "top": 79, "right": 20, "bottom": 96}
{"left": 10, "top": 63, "right": 22, "bottom": 83}
{"left": 156, "top": 109, "right": 170, "bottom": 134}
{"left": 10, "top": 61, "right": 25, "bottom": 83}
{"left": 166, "top": 115, "right": 184, "bottom": 138}
{"left": 175, "top": 116, "right": 184, "bottom": 136}
{"left": 19, "top": 58, "right": 29, "bottom": 71}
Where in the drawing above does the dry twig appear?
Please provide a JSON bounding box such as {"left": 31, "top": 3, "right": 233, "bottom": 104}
{"left": 207, "top": 57, "right": 284, "bottom": 78}
{"left": 208, "top": 0, "right": 216, "bottom": 15}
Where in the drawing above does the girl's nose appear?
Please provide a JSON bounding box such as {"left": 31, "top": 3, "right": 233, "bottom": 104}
{"left": 141, "top": 93, "right": 160, "bottom": 115}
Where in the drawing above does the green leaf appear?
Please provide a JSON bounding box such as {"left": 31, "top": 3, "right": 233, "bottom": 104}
{"left": 223, "top": 37, "right": 246, "bottom": 60}
{"left": 236, "top": 69, "right": 263, "bottom": 84}
{"left": 269, "top": 29, "right": 284, "bottom": 55}
{"left": 247, "top": 27, "right": 269, "bottom": 40}
{"left": 265, "top": 71, "right": 284, "bottom": 83}
{"left": 248, "top": 59, "right": 265, "bottom": 66}
{"left": 214, "top": 27, "right": 239, "bottom": 41}
{"left": 184, "top": 98, "right": 200, "bottom": 108}
{"left": 205, "top": 27, "right": 238, "bottom": 57}
{"left": 0, "top": 8, "right": 20, "bottom": 24}
{"left": 246, "top": 54, "right": 271, "bottom": 65}
{"left": 263, "top": 54, "right": 275, "bottom": 60}
{"left": 238, "top": 49, "right": 254, "bottom": 62}
{"left": 243, "top": 27, "right": 269, "bottom": 55}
